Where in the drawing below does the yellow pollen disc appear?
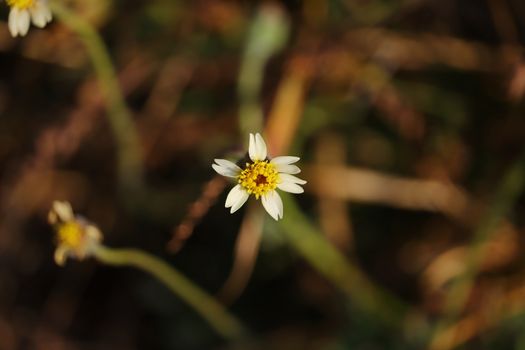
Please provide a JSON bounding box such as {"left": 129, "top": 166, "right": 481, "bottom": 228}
{"left": 238, "top": 160, "right": 279, "bottom": 199}
{"left": 57, "top": 222, "right": 83, "bottom": 248}
{"left": 6, "top": 0, "right": 35, "bottom": 9}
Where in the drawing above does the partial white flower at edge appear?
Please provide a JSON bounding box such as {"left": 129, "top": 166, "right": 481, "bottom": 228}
{"left": 212, "top": 133, "right": 307, "bottom": 221}
{"left": 7, "top": 0, "right": 52, "bottom": 37}
{"left": 48, "top": 201, "right": 103, "bottom": 266}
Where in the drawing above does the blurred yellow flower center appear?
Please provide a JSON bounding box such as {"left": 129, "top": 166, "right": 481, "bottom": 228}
{"left": 7, "top": 0, "right": 35, "bottom": 9}
{"left": 57, "top": 222, "right": 83, "bottom": 248}
{"left": 238, "top": 160, "right": 278, "bottom": 199}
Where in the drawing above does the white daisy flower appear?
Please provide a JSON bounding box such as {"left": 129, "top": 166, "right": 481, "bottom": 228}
{"left": 212, "top": 133, "right": 306, "bottom": 220}
{"left": 6, "top": 0, "right": 52, "bottom": 37}
{"left": 48, "top": 201, "right": 103, "bottom": 266}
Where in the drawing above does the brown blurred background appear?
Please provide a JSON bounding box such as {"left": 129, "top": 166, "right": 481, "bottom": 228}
{"left": 2, "top": 0, "right": 525, "bottom": 349}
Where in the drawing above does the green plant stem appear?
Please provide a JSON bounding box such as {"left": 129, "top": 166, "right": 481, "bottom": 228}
{"left": 50, "top": 1, "right": 142, "bottom": 191}
{"left": 92, "top": 245, "right": 246, "bottom": 340}
{"left": 280, "top": 193, "right": 411, "bottom": 326}
{"left": 238, "top": 5, "right": 289, "bottom": 142}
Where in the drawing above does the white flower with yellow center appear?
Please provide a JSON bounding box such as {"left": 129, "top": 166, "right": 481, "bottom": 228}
{"left": 6, "top": 0, "right": 52, "bottom": 37}
{"left": 48, "top": 201, "right": 103, "bottom": 266}
{"left": 212, "top": 133, "right": 306, "bottom": 220}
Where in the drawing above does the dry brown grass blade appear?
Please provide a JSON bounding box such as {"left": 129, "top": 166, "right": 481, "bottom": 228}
{"left": 314, "top": 132, "right": 353, "bottom": 252}
{"left": 487, "top": 0, "right": 519, "bottom": 44}
{"left": 429, "top": 280, "right": 525, "bottom": 350}
{"left": 167, "top": 176, "right": 227, "bottom": 254}
{"left": 216, "top": 202, "right": 264, "bottom": 305}
{"left": 316, "top": 49, "right": 426, "bottom": 141}
{"left": 305, "top": 164, "right": 469, "bottom": 218}
{"left": 342, "top": 29, "right": 522, "bottom": 72}
{"left": 265, "top": 56, "right": 312, "bottom": 155}
{"left": 421, "top": 222, "right": 519, "bottom": 299}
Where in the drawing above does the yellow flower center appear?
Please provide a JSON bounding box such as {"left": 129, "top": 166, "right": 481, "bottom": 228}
{"left": 56, "top": 221, "right": 84, "bottom": 248}
{"left": 238, "top": 160, "right": 279, "bottom": 199}
{"left": 7, "top": 0, "right": 35, "bottom": 9}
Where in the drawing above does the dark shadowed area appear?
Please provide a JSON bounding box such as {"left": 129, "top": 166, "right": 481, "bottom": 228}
{"left": 1, "top": 0, "right": 525, "bottom": 349}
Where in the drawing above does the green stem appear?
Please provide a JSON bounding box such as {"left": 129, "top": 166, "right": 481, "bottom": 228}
{"left": 237, "top": 6, "right": 289, "bottom": 142}
{"left": 50, "top": 1, "right": 143, "bottom": 191}
{"left": 92, "top": 245, "right": 246, "bottom": 340}
{"left": 280, "top": 193, "right": 411, "bottom": 326}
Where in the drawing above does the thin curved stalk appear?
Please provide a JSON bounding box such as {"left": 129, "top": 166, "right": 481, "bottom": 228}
{"left": 93, "top": 245, "right": 246, "bottom": 340}
{"left": 50, "top": 1, "right": 143, "bottom": 191}
{"left": 280, "top": 193, "right": 412, "bottom": 326}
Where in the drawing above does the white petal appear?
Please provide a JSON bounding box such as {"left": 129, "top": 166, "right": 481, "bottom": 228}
{"left": 225, "top": 185, "right": 249, "bottom": 214}
{"left": 53, "top": 201, "right": 74, "bottom": 222}
{"left": 248, "top": 133, "right": 268, "bottom": 161}
{"left": 248, "top": 133, "right": 256, "bottom": 161}
{"left": 8, "top": 8, "right": 29, "bottom": 37}
{"left": 16, "top": 9, "right": 30, "bottom": 37}
{"left": 279, "top": 173, "right": 307, "bottom": 185}
{"left": 31, "top": 12, "right": 46, "bottom": 28}
{"left": 276, "top": 164, "right": 301, "bottom": 174}
{"left": 225, "top": 184, "right": 243, "bottom": 207}
{"left": 41, "top": 0, "right": 52, "bottom": 22}
{"left": 85, "top": 225, "right": 102, "bottom": 242}
{"left": 8, "top": 9, "right": 19, "bottom": 37}
{"left": 261, "top": 191, "right": 282, "bottom": 220}
{"left": 54, "top": 245, "right": 70, "bottom": 266}
{"left": 212, "top": 164, "right": 234, "bottom": 177}
{"left": 214, "top": 159, "right": 242, "bottom": 172}
{"left": 270, "top": 156, "right": 300, "bottom": 165}
{"left": 273, "top": 191, "right": 284, "bottom": 219}
{"left": 261, "top": 194, "right": 278, "bottom": 220}
{"left": 277, "top": 182, "right": 304, "bottom": 194}
{"left": 42, "top": 0, "right": 52, "bottom": 21}
{"left": 229, "top": 190, "right": 249, "bottom": 213}
{"left": 254, "top": 133, "right": 267, "bottom": 161}
{"left": 30, "top": 1, "right": 52, "bottom": 28}
{"left": 212, "top": 159, "right": 241, "bottom": 177}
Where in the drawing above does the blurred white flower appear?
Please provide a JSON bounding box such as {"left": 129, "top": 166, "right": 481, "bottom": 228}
{"left": 48, "top": 201, "right": 102, "bottom": 266}
{"left": 213, "top": 133, "right": 306, "bottom": 220}
{"left": 7, "top": 0, "right": 52, "bottom": 37}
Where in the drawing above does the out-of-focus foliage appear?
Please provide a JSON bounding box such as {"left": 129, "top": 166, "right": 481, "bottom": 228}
{"left": 2, "top": 0, "right": 525, "bottom": 349}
